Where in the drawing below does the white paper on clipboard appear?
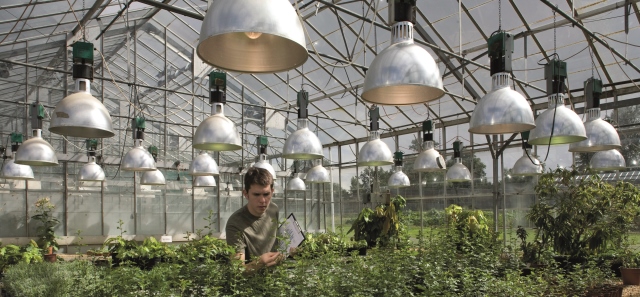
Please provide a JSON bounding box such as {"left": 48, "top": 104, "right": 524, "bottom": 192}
{"left": 278, "top": 213, "right": 305, "bottom": 255}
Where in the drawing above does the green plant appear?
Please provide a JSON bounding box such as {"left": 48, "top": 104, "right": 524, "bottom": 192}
{"left": 31, "top": 197, "right": 60, "bottom": 253}
{"left": 621, "top": 249, "right": 640, "bottom": 268}
{"left": 348, "top": 195, "right": 407, "bottom": 247}
{"left": 74, "top": 229, "right": 85, "bottom": 254}
{"left": 104, "top": 219, "right": 138, "bottom": 264}
{"left": 529, "top": 168, "right": 640, "bottom": 258}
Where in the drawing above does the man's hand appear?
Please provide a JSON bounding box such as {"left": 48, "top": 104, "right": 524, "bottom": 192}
{"left": 258, "top": 252, "right": 283, "bottom": 267}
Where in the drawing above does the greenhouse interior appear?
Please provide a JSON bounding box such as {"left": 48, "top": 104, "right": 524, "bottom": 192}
{"left": 3, "top": 0, "right": 640, "bottom": 295}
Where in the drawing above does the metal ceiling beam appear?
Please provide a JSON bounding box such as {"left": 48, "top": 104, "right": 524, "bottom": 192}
{"left": 135, "top": 0, "right": 203, "bottom": 20}
{"left": 540, "top": 0, "right": 640, "bottom": 75}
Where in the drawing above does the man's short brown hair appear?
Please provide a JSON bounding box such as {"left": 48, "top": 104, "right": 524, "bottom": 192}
{"left": 244, "top": 167, "right": 274, "bottom": 192}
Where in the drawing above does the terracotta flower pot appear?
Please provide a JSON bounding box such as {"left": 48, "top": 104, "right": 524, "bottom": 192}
{"left": 44, "top": 254, "right": 57, "bottom": 263}
{"left": 620, "top": 267, "right": 640, "bottom": 285}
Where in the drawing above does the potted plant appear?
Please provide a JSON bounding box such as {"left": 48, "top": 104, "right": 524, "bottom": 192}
{"left": 31, "top": 197, "right": 59, "bottom": 262}
{"left": 620, "top": 250, "right": 640, "bottom": 285}
{"left": 348, "top": 194, "right": 407, "bottom": 248}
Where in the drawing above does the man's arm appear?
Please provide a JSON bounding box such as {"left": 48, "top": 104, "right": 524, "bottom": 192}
{"left": 234, "top": 251, "right": 283, "bottom": 273}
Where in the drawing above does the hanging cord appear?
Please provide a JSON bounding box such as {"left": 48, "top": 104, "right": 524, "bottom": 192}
{"left": 82, "top": 0, "right": 86, "bottom": 41}
{"left": 544, "top": 8, "right": 559, "bottom": 163}
{"left": 498, "top": 0, "right": 502, "bottom": 31}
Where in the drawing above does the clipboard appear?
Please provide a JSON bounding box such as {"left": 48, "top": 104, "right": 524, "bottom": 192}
{"left": 277, "top": 213, "right": 305, "bottom": 255}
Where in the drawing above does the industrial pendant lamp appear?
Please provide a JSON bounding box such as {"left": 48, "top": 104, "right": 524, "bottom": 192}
{"left": 15, "top": 103, "right": 58, "bottom": 166}
{"left": 50, "top": 42, "right": 114, "bottom": 138}
{"left": 78, "top": 139, "right": 105, "bottom": 182}
{"left": 362, "top": 0, "right": 444, "bottom": 105}
{"left": 529, "top": 59, "right": 586, "bottom": 145}
{"left": 446, "top": 140, "right": 471, "bottom": 182}
{"left": 469, "top": 32, "right": 535, "bottom": 134}
{"left": 197, "top": 0, "right": 307, "bottom": 73}
{"left": 194, "top": 175, "right": 217, "bottom": 187}
{"left": 569, "top": 78, "right": 621, "bottom": 152}
{"left": 252, "top": 136, "right": 276, "bottom": 179}
{"left": 388, "top": 152, "right": 410, "bottom": 188}
{"left": 358, "top": 106, "right": 393, "bottom": 166}
{"left": 286, "top": 161, "right": 306, "bottom": 191}
{"left": 283, "top": 90, "right": 323, "bottom": 160}
{"left": 194, "top": 71, "right": 241, "bottom": 151}
{"left": 512, "top": 131, "right": 543, "bottom": 176}
{"left": 414, "top": 120, "right": 446, "bottom": 172}
{"left": 1, "top": 134, "right": 34, "bottom": 180}
{"left": 306, "top": 159, "right": 330, "bottom": 184}
{"left": 121, "top": 117, "right": 156, "bottom": 171}
{"left": 189, "top": 151, "right": 219, "bottom": 176}
{"left": 590, "top": 149, "right": 626, "bottom": 171}
{"left": 140, "top": 146, "right": 166, "bottom": 186}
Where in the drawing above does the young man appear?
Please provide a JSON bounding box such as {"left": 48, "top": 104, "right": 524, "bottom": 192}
{"left": 225, "top": 167, "right": 283, "bottom": 271}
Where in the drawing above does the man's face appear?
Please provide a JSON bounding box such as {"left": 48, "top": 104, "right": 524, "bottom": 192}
{"left": 243, "top": 184, "right": 273, "bottom": 216}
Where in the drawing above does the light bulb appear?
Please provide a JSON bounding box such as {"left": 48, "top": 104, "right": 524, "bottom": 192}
{"left": 245, "top": 32, "right": 262, "bottom": 39}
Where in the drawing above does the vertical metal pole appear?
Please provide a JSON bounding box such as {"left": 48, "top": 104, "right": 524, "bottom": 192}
{"left": 419, "top": 172, "right": 423, "bottom": 232}
{"left": 100, "top": 34, "right": 105, "bottom": 235}
{"left": 338, "top": 145, "right": 343, "bottom": 230}
{"left": 492, "top": 135, "right": 499, "bottom": 233}
{"left": 163, "top": 27, "right": 168, "bottom": 235}
{"left": 63, "top": 44, "right": 69, "bottom": 236}
{"left": 501, "top": 136, "right": 507, "bottom": 245}
{"left": 355, "top": 142, "right": 360, "bottom": 213}
{"left": 24, "top": 41, "right": 29, "bottom": 237}
{"left": 191, "top": 50, "right": 196, "bottom": 234}
{"left": 303, "top": 185, "right": 307, "bottom": 231}
{"left": 329, "top": 152, "right": 335, "bottom": 232}
{"left": 442, "top": 126, "right": 447, "bottom": 204}
{"left": 470, "top": 133, "right": 475, "bottom": 208}
{"left": 132, "top": 21, "right": 137, "bottom": 235}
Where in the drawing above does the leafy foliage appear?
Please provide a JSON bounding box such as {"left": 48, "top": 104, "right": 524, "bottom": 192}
{"left": 348, "top": 195, "right": 407, "bottom": 247}
{"left": 529, "top": 168, "right": 640, "bottom": 258}
{"left": 31, "top": 197, "right": 59, "bottom": 252}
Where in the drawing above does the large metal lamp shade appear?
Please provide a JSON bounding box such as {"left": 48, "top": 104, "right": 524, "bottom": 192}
{"left": 141, "top": 170, "right": 166, "bottom": 186}
{"left": 189, "top": 151, "right": 219, "bottom": 176}
{"left": 287, "top": 174, "right": 306, "bottom": 191}
{"left": 283, "top": 118, "right": 323, "bottom": 160}
{"left": 388, "top": 167, "right": 410, "bottom": 188}
{"left": 50, "top": 80, "right": 114, "bottom": 138}
{"left": 358, "top": 131, "right": 393, "bottom": 166}
{"left": 362, "top": 22, "right": 444, "bottom": 105}
{"left": 194, "top": 103, "right": 241, "bottom": 151}
{"left": 194, "top": 175, "right": 217, "bottom": 187}
{"left": 121, "top": 139, "right": 156, "bottom": 171}
{"left": 253, "top": 156, "right": 276, "bottom": 180}
{"left": 528, "top": 94, "right": 587, "bottom": 145}
{"left": 1, "top": 156, "right": 34, "bottom": 180}
{"left": 197, "top": 0, "right": 307, "bottom": 73}
{"left": 447, "top": 161, "right": 471, "bottom": 182}
{"left": 469, "top": 73, "right": 535, "bottom": 134}
{"left": 15, "top": 129, "right": 58, "bottom": 166}
{"left": 569, "top": 110, "right": 620, "bottom": 153}
{"left": 78, "top": 156, "right": 105, "bottom": 181}
{"left": 415, "top": 121, "right": 446, "bottom": 172}
{"left": 512, "top": 150, "right": 543, "bottom": 176}
{"left": 590, "top": 149, "right": 626, "bottom": 171}
{"left": 306, "top": 161, "right": 330, "bottom": 184}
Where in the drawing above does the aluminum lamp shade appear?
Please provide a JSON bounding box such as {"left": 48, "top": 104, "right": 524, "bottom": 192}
{"left": 388, "top": 166, "right": 410, "bottom": 188}
{"left": 512, "top": 149, "right": 542, "bottom": 176}
{"left": 15, "top": 129, "right": 58, "bottom": 166}
{"left": 447, "top": 159, "right": 471, "bottom": 182}
{"left": 197, "top": 0, "right": 307, "bottom": 73}
{"left": 189, "top": 151, "right": 219, "bottom": 176}
{"left": 50, "top": 79, "right": 114, "bottom": 138}
{"left": 287, "top": 174, "right": 306, "bottom": 191}
{"left": 194, "top": 103, "right": 241, "bottom": 151}
{"left": 141, "top": 170, "right": 166, "bottom": 185}
{"left": 306, "top": 163, "right": 330, "bottom": 184}
{"left": 78, "top": 156, "right": 105, "bottom": 181}
{"left": 283, "top": 118, "right": 323, "bottom": 160}
{"left": 362, "top": 22, "right": 444, "bottom": 105}
{"left": 357, "top": 131, "right": 393, "bottom": 166}
{"left": 590, "top": 149, "right": 626, "bottom": 171}
{"left": 414, "top": 141, "right": 446, "bottom": 172}
{"left": 253, "top": 155, "right": 276, "bottom": 180}
{"left": 121, "top": 139, "right": 156, "bottom": 171}
{"left": 1, "top": 157, "right": 34, "bottom": 180}
{"left": 529, "top": 94, "right": 587, "bottom": 145}
{"left": 569, "top": 108, "right": 621, "bottom": 152}
{"left": 194, "top": 175, "right": 217, "bottom": 187}
{"left": 469, "top": 73, "right": 535, "bottom": 134}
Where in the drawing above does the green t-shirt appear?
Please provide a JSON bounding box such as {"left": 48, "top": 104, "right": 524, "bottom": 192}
{"left": 225, "top": 202, "right": 279, "bottom": 261}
